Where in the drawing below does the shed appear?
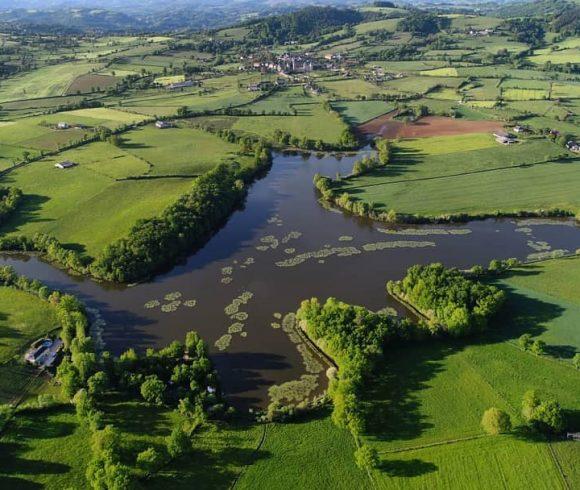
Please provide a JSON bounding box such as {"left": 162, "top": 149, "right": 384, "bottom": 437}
{"left": 55, "top": 160, "right": 77, "bottom": 169}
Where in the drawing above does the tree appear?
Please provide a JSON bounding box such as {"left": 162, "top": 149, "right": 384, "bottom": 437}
{"left": 522, "top": 390, "right": 565, "bottom": 434}
{"left": 354, "top": 444, "right": 379, "bottom": 470}
{"left": 140, "top": 375, "right": 166, "bottom": 405}
{"left": 166, "top": 426, "right": 191, "bottom": 458}
{"left": 530, "top": 339, "right": 546, "bottom": 356}
{"left": 56, "top": 357, "right": 81, "bottom": 399}
{"left": 87, "top": 371, "right": 109, "bottom": 396}
{"left": 136, "top": 447, "right": 164, "bottom": 474}
{"left": 481, "top": 408, "right": 512, "bottom": 435}
{"left": 518, "top": 333, "right": 533, "bottom": 351}
{"left": 73, "top": 388, "right": 93, "bottom": 421}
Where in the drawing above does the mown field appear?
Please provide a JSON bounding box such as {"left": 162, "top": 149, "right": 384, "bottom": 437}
{"left": 332, "top": 101, "right": 396, "bottom": 125}
{"left": 337, "top": 133, "right": 579, "bottom": 217}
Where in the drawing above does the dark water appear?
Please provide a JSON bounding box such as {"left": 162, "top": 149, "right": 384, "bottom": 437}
{"left": 2, "top": 151, "right": 579, "bottom": 408}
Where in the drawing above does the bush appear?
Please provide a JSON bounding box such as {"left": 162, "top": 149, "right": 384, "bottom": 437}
{"left": 481, "top": 408, "right": 512, "bottom": 435}
{"left": 136, "top": 447, "right": 164, "bottom": 474}
{"left": 521, "top": 390, "right": 565, "bottom": 434}
{"left": 140, "top": 375, "right": 166, "bottom": 406}
{"left": 354, "top": 444, "right": 379, "bottom": 470}
{"left": 166, "top": 426, "right": 191, "bottom": 458}
{"left": 518, "top": 333, "right": 533, "bottom": 350}
{"left": 530, "top": 339, "right": 546, "bottom": 356}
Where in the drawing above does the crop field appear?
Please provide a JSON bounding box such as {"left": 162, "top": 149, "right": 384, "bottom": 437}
{"left": 502, "top": 88, "right": 549, "bottom": 101}
{"left": 0, "top": 62, "right": 100, "bottom": 103}
{"left": 359, "top": 116, "right": 503, "bottom": 139}
{"left": 120, "top": 125, "right": 252, "bottom": 176}
{"left": 66, "top": 73, "right": 119, "bottom": 94}
{"left": 332, "top": 101, "right": 396, "bottom": 125}
{"left": 337, "top": 133, "right": 579, "bottom": 217}
{"left": 0, "top": 143, "right": 194, "bottom": 256}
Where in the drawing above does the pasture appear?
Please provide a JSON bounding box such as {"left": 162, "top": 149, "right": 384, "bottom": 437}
{"left": 0, "top": 143, "right": 194, "bottom": 256}
{"left": 120, "top": 125, "right": 252, "bottom": 176}
{"left": 337, "top": 133, "right": 579, "bottom": 217}
{"left": 332, "top": 101, "right": 396, "bottom": 125}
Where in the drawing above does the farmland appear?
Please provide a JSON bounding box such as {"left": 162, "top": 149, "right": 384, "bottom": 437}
{"left": 0, "top": 3, "right": 578, "bottom": 490}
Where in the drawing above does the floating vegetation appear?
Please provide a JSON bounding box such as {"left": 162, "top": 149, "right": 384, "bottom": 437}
{"left": 273, "top": 313, "right": 282, "bottom": 320}
{"left": 271, "top": 322, "right": 281, "bottom": 329}
{"left": 276, "top": 246, "right": 361, "bottom": 268}
{"left": 527, "top": 249, "right": 569, "bottom": 262}
{"left": 527, "top": 240, "right": 551, "bottom": 252}
{"left": 338, "top": 236, "right": 353, "bottom": 242}
{"left": 228, "top": 323, "right": 244, "bottom": 334}
{"left": 144, "top": 300, "right": 161, "bottom": 309}
{"left": 87, "top": 307, "right": 106, "bottom": 352}
{"left": 297, "top": 344, "right": 324, "bottom": 374}
{"left": 164, "top": 292, "right": 182, "bottom": 301}
{"left": 221, "top": 277, "right": 233, "bottom": 285}
{"left": 362, "top": 241, "right": 436, "bottom": 252}
{"left": 515, "top": 227, "right": 533, "bottom": 235}
{"left": 224, "top": 291, "right": 254, "bottom": 316}
{"left": 518, "top": 219, "right": 574, "bottom": 227}
{"left": 183, "top": 299, "right": 197, "bottom": 308}
{"left": 284, "top": 248, "right": 296, "bottom": 254}
{"left": 221, "top": 266, "right": 233, "bottom": 276}
{"left": 215, "top": 334, "right": 232, "bottom": 351}
{"left": 240, "top": 332, "right": 248, "bottom": 338}
{"left": 281, "top": 231, "right": 302, "bottom": 244}
{"left": 376, "top": 306, "right": 398, "bottom": 317}
{"left": 243, "top": 257, "right": 255, "bottom": 266}
{"left": 231, "top": 312, "right": 248, "bottom": 321}
{"left": 268, "top": 374, "right": 318, "bottom": 404}
{"left": 318, "top": 260, "right": 325, "bottom": 264}
{"left": 161, "top": 301, "right": 181, "bottom": 313}
{"left": 260, "top": 235, "right": 279, "bottom": 249}
{"left": 282, "top": 313, "right": 302, "bottom": 344}
{"left": 377, "top": 228, "right": 471, "bottom": 236}
{"left": 268, "top": 215, "right": 283, "bottom": 225}
{"left": 256, "top": 245, "right": 270, "bottom": 252}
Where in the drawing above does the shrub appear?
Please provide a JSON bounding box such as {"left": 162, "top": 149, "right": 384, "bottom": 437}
{"left": 518, "top": 333, "right": 533, "bottom": 350}
{"left": 136, "top": 447, "right": 164, "bottom": 474}
{"left": 481, "top": 408, "right": 512, "bottom": 435}
{"left": 530, "top": 339, "right": 546, "bottom": 356}
{"left": 140, "top": 375, "right": 166, "bottom": 406}
{"left": 354, "top": 444, "right": 379, "bottom": 470}
{"left": 166, "top": 426, "right": 191, "bottom": 458}
{"left": 522, "top": 390, "right": 565, "bottom": 434}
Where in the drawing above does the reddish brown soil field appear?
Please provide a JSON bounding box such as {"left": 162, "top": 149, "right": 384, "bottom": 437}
{"left": 359, "top": 115, "right": 504, "bottom": 139}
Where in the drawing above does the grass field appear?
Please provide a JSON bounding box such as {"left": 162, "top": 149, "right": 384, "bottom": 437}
{"left": 497, "top": 257, "right": 580, "bottom": 357}
{"left": 0, "top": 287, "right": 57, "bottom": 364}
{"left": 337, "top": 134, "right": 579, "bottom": 217}
{"left": 237, "top": 413, "right": 369, "bottom": 489}
{"left": 0, "top": 407, "right": 92, "bottom": 488}
{"left": 332, "top": 101, "right": 395, "bottom": 125}
{"left": 120, "top": 125, "right": 252, "bottom": 176}
{"left": 0, "top": 63, "right": 100, "bottom": 103}
{"left": 0, "top": 143, "right": 194, "bottom": 256}
{"left": 232, "top": 104, "right": 347, "bottom": 144}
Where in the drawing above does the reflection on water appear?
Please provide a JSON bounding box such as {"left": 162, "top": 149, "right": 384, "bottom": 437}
{"left": 1, "top": 151, "right": 579, "bottom": 409}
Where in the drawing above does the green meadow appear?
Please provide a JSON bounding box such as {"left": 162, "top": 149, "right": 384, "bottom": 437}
{"left": 337, "top": 134, "right": 579, "bottom": 217}
{"left": 331, "top": 101, "right": 396, "bottom": 125}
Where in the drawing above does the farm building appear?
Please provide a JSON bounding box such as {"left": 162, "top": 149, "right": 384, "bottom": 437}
{"left": 55, "top": 160, "right": 77, "bottom": 169}
{"left": 57, "top": 122, "right": 69, "bottom": 130}
{"left": 167, "top": 80, "right": 197, "bottom": 90}
{"left": 566, "top": 141, "right": 580, "bottom": 152}
{"left": 493, "top": 131, "right": 517, "bottom": 145}
{"left": 24, "top": 338, "right": 63, "bottom": 368}
{"left": 566, "top": 432, "right": 580, "bottom": 441}
{"left": 155, "top": 120, "right": 174, "bottom": 129}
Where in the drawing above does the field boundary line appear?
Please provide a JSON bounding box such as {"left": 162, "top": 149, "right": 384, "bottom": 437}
{"left": 379, "top": 433, "right": 487, "bottom": 454}
{"left": 229, "top": 422, "right": 269, "bottom": 489}
{"left": 347, "top": 158, "right": 565, "bottom": 191}
{"left": 547, "top": 441, "right": 570, "bottom": 490}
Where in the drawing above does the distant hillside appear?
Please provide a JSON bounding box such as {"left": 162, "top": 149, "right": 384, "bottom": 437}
{"left": 248, "top": 6, "right": 370, "bottom": 44}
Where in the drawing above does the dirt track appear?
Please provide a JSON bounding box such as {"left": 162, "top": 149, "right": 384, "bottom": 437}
{"left": 359, "top": 115, "right": 504, "bottom": 139}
